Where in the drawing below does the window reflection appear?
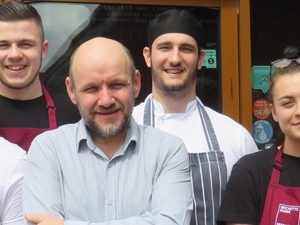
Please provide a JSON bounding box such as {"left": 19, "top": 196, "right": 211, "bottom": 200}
{"left": 32, "top": 2, "right": 220, "bottom": 110}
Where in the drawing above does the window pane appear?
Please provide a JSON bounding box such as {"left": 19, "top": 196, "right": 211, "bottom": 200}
{"left": 33, "top": 2, "right": 221, "bottom": 110}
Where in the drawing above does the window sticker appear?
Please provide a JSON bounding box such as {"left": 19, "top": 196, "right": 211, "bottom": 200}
{"left": 253, "top": 99, "right": 271, "bottom": 119}
{"left": 253, "top": 120, "right": 273, "bottom": 144}
{"left": 252, "top": 66, "right": 270, "bottom": 93}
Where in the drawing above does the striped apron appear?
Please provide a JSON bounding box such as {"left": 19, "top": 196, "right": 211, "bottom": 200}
{"left": 143, "top": 97, "right": 227, "bottom": 225}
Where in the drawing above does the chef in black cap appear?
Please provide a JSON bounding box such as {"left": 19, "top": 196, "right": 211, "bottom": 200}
{"left": 133, "top": 9, "right": 258, "bottom": 225}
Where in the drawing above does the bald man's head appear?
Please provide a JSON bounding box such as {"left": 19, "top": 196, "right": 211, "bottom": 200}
{"left": 69, "top": 37, "right": 136, "bottom": 83}
{"left": 65, "top": 37, "right": 141, "bottom": 141}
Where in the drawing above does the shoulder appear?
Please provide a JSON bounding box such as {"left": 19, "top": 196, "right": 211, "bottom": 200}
{"left": 0, "top": 138, "right": 25, "bottom": 162}
{"left": 204, "top": 106, "right": 247, "bottom": 131}
{"left": 235, "top": 147, "right": 276, "bottom": 172}
{"left": 0, "top": 138, "right": 26, "bottom": 181}
{"left": 28, "top": 122, "right": 80, "bottom": 165}
{"left": 138, "top": 123, "right": 187, "bottom": 156}
{"left": 34, "top": 122, "right": 79, "bottom": 142}
{"left": 30, "top": 122, "right": 80, "bottom": 152}
{"left": 203, "top": 105, "right": 258, "bottom": 151}
{"left": 217, "top": 148, "right": 276, "bottom": 224}
{"left": 141, "top": 124, "right": 184, "bottom": 144}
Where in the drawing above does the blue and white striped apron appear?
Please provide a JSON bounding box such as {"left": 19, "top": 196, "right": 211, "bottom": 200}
{"left": 143, "top": 97, "right": 227, "bottom": 225}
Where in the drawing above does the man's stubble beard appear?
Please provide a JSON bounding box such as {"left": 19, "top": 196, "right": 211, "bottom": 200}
{"left": 80, "top": 97, "right": 135, "bottom": 139}
{"left": 152, "top": 68, "right": 197, "bottom": 98}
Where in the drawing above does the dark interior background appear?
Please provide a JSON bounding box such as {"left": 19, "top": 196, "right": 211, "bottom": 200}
{"left": 251, "top": 0, "right": 300, "bottom": 148}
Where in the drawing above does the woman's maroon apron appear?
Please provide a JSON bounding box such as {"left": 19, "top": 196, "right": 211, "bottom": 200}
{"left": 0, "top": 85, "right": 57, "bottom": 151}
{"left": 260, "top": 145, "right": 300, "bottom": 225}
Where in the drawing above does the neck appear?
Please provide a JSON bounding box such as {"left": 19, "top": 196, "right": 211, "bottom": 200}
{"left": 0, "top": 78, "right": 42, "bottom": 100}
{"left": 282, "top": 138, "right": 300, "bottom": 157}
{"left": 152, "top": 87, "right": 196, "bottom": 113}
{"left": 93, "top": 131, "right": 127, "bottom": 159}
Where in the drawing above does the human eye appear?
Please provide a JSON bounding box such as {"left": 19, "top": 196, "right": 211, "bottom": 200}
{"left": 0, "top": 42, "right": 9, "bottom": 50}
{"left": 181, "top": 45, "right": 195, "bottom": 53}
{"left": 19, "top": 42, "right": 33, "bottom": 49}
{"left": 110, "top": 82, "right": 128, "bottom": 90}
{"left": 157, "top": 44, "right": 171, "bottom": 51}
{"left": 280, "top": 99, "right": 294, "bottom": 108}
{"left": 82, "top": 86, "right": 98, "bottom": 93}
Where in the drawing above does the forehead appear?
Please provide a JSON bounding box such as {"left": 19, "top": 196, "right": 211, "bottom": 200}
{"left": 72, "top": 46, "right": 131, "bottom": 82}
{"left": 152, "top": 33, "right": 198, "bottom": 47}
{"left": 0, "top": 19, "right": 43, "bottom": 41}
{"left": 273, "top": 72, "right": 300, "bottom": 96}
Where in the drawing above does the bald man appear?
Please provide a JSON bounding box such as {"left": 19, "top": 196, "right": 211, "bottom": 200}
{"left": 22, "top": 37, "right": 192, "bottom": 225}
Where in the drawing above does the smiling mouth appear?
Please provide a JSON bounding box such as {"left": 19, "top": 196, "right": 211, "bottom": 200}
{"left": 6, "top": 65, "right": 26, "bottom": 71}
{"left": 95, "top": 107, "right": 120, "bottom": 115}
{"left": 164, "top": 68, "right": 184, "bottom": 74}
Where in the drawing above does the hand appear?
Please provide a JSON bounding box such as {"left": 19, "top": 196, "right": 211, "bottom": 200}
{"left": 25, "top": 214, "right": 64, "bottom": 225}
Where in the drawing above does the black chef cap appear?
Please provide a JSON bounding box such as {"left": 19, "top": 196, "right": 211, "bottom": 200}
{"left": 147, "top": 9, "right": 203, "bottom": 49}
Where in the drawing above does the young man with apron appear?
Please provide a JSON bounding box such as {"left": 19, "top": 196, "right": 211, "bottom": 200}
{"left": 133, "top": 9, "right": 258, "bottom": 225}
{"left": 0, "top": 2, "right": 80, "bottom": 151}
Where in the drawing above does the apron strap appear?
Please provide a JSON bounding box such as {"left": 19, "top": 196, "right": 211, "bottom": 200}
{"left": 143, "top": 96, "right": 153, "bottom": 126}
{"left": 41, "top": 85, "right": 57, "bottom": 129}
{"left": 271, "top": 144, "right": 284, "bottom": 184}
{"left": 197, "top": 99, "right": 221, "bottom": 152}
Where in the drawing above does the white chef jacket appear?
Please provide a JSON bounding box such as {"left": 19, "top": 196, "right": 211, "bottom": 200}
{"left": 133, "top": 95, "right": 258, "bottom": 176}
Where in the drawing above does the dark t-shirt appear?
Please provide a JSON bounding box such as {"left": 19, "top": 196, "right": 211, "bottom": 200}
{"left": 0, "top": 90, "right": 80, "bottom": 128}
{"left": 217, "top": 146, "right": 300, "bottom": 225}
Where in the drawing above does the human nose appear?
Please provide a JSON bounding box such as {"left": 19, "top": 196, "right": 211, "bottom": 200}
{"left": 97, "top": 87, "right": 115, "bottom": 107}
{"left": 296, "top": 102, "right": 300, "bottom": 116}
{"left": 7, "top": 45, "right": 23, "bottom": 59}
{"left": 169, "top": 49, "right": 182, "bottom": 65}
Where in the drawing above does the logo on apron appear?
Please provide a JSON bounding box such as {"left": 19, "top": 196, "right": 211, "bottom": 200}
{"left": 275, "top": 204, "right": 300, "bottom": 225}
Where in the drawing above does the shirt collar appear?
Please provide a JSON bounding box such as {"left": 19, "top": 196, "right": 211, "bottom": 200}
{"left": 150, "top": 94, "right": 201, "bottom": 114}
{"left": 76, "top": 117, "right": 139, "bottom": 157}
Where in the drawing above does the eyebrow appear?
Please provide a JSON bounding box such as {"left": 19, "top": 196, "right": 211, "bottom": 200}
{"left": 156, "top": 41, "right": 196, "bottom": 49}
{"left": 278, "top": 96, "right": 294, "bottom": 101}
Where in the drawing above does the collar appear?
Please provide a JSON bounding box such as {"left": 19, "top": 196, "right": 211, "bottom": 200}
{"left": 76, "top": 118, "right": 139, "bottom": 157}
{"left": 147, "top": 94, "right": 202, "bottom": 115}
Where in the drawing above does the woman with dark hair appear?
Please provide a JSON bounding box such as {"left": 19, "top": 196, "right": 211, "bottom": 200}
{"left": 217, "top": 46, "right": 300, "bottom": 225}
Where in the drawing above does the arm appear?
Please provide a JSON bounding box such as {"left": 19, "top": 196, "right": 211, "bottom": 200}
{"left": 217, "top": 161, "right": 259, "bottom": 225}
{"left": 150, "top": 141, "right": 193, "bottom": 225}
{"left": 22, "top": 138, "right": 65, "bottom": 219}
{"left": 242, "top": 127, "right": 259, "bottom": 154}
{"left": 2, "top": 156, "right": 26, "bottom": 225}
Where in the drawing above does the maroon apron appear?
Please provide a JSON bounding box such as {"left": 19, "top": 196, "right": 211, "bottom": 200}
{"left": 260, "top": 145, "right": 300, "bottom": 225}
{"left": 0, "top": 85, "right": 57, "bottom": 151}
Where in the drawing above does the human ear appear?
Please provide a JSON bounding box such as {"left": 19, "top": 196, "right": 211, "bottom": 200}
{"left": 270, "top": 103, "right": 278, "bottom": 122}
{"left": 197, "top": 49, "right": 206, "bottom": 70}
{"left": 42, "top": 40, "right": 49, "bottom": 59}
{"left": 143, "top": 47, "right": 152, "bottom": 68}
{"left": 65, "top": 76, "right": 77, "bottom": 105}
{"left": 133, "top": 70, "right": 141, "bottom": 98}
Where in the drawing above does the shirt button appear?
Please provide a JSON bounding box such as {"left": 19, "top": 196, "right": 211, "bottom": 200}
{"left": 108, "top": 201, "right": 113, "bottom": 206}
